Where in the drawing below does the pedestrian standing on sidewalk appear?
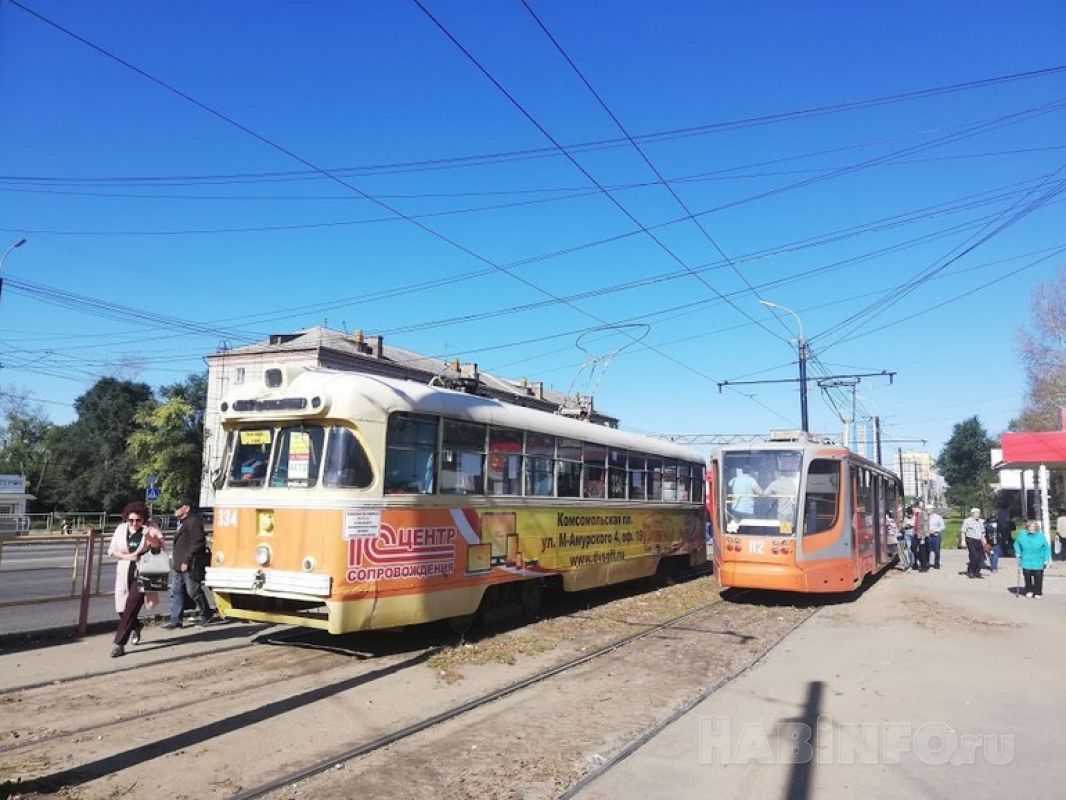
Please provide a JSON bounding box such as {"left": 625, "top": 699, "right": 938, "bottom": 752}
{"left": 910, "top": 504, "right": 924, "bottom": 567}
{"left": 927, "top": 508, "right": 945, "bottom": 569}
{"left": 107, "top": 501, "right": 165, "bottom": 657}
{"left": 984, "top": 513, "right": 1001, "bottom": 572}
{"left": 1015, "top": 519, "right": 1051, "bottom": 598}
{"left": 997, "top": 506, "right": 1015, "bottom": 557}
{"left": 166, "top": 497, "right": 215, "bottom": 629}
{"left": 914, "top": 508, "right": 930, "bottom": 572}
{"left": 960, "top": 507, "right": 986, "bottom": 579}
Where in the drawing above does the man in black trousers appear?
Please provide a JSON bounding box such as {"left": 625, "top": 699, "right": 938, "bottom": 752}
{"left": 165, "top": 497, "right": 215, "bottom": 628}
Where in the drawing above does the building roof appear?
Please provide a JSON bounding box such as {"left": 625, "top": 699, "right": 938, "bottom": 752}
{"left": 208, "top": 326, "right": 619, "bottom": 426}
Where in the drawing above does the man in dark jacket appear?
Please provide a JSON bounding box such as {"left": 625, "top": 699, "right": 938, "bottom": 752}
{"left": 165, "top": 497, "right": 214, "bottom": 628}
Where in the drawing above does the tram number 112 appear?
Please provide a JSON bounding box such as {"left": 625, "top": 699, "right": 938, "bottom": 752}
{"left": 748, "top": 539, "right": 764, "bottom": 554}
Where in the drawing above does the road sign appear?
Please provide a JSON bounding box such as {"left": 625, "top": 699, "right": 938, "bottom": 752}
{"left": 145, "top": 485, "right": 160, "bottom": 502}
{"left": 147, "top": 475, "right": 159, "bottom": 488}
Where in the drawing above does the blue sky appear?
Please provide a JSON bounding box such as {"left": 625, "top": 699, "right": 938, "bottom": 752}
{"left": 1, "top": 0, "right": 1064, "bottom": 467}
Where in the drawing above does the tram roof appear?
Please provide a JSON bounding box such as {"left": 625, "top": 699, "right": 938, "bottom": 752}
{"left": 228, "top": 368, "right": 704, "bottom": 463}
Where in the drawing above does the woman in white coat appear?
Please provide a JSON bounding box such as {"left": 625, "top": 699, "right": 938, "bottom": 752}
{"left": 108, "top": 501, "right": 165, "bottom": 657}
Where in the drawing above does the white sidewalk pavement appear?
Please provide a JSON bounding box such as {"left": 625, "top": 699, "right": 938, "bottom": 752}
{"left": 578, "top": 548, "right": 1065, "bottom": 800}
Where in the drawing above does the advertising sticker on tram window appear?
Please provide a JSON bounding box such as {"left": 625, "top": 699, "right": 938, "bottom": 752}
{"left": 343, "top": 508, "right": 381, "bottom": 539}
{"left": 288, "top": 431, "right": 311, "bottom": 481}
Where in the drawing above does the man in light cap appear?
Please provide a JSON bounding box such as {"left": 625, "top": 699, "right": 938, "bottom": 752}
{"left": 166, "top": 497, "right": 215, "bottom": 628}
{"left": 960, "top": 507, "right": 986, "bottom": 579}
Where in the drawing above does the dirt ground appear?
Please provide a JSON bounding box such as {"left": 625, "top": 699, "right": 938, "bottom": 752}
{"left": 0, "top": 576, "right": 814, "bottom": 800}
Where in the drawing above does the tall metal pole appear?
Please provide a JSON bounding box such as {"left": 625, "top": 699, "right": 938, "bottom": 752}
{"left": 874, "top": 416, "right": 882, "bottom": 465}
{"left": 761, "top": 300, "right": 809, "bottom": 433}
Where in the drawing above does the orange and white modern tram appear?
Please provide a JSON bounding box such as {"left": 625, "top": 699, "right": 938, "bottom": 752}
{"left": 709, "top": 434, "right": 903, "bottom": 593}
{"left": 204, "top": 366, "right": 706, "bottom": 633}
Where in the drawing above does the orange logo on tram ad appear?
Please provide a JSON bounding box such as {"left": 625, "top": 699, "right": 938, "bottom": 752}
{"left": 347, "top": 524, "right": 457, "bottom": 567}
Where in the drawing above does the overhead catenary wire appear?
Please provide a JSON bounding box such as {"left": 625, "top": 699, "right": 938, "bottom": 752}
{"left": 2, "top": 61, "right": 1063, "bottom": 186}
{"left": 6, "top": 0, "right": 802, "bottom": 427}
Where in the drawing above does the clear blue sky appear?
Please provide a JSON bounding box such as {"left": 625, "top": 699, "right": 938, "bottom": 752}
{"left": 1, "top": 0, "right": 1064, "bottom": 468}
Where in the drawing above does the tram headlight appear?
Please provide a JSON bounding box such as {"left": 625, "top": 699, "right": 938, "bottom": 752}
{"left": 254, "top": 544, "right": 272, "bottom": 567}
{"left": 215, "top": 550, "right": 225, "bottom": 566}
{"left": 302, "top": 556, "right": 316, "bottom": 572}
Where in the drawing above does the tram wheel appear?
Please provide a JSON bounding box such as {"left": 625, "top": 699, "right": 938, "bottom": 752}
{"left": 447, "top": 612, "right": 478, "bottom": 634}
{"left": 519, "top": 579, "right": 544, "bottom": 618}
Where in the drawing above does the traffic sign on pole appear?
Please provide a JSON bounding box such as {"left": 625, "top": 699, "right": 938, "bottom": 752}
{"left": 146, "top": 485, "right": 160, "bottom": 502}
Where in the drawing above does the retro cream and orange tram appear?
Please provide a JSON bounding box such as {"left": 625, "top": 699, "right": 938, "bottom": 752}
{"left": 205, "top": 366, "right": 706, "bottom": 633}
{"left": 708, "top": 434, "right": 902, "bottom": 593}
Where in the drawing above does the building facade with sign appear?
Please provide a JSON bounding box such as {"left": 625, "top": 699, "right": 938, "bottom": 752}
{"left": 0, "top": 474, "right": 34, "bottom": 534}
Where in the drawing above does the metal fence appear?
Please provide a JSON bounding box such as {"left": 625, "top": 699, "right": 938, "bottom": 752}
{"left": 0, "top": 531, "right": 111, "bottom": 634}
{"left": 0, "top": 526, "right": 200, "bottom": 635}
{"left": 3, "top": 511, "right": 207, "bottom": 535}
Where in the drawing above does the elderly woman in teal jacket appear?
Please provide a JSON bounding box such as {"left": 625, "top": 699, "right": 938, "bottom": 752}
{"left": 1015, "top": 519, "right": 1051, "bottom": 598}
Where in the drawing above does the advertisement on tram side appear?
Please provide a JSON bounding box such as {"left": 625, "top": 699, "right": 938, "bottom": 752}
{"left": 341, "top": 505, "right": 704, "bottom": 587}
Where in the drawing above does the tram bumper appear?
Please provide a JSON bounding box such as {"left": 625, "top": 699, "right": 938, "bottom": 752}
{"left": 718, "top": 561, "right": 810, "bottom": 592}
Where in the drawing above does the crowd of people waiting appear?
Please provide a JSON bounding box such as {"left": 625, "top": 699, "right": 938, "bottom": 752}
{"left": 893, "top": 503, "right": 1057, "bottom": 598}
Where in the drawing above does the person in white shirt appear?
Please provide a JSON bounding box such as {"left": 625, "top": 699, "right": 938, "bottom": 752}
{"left": 960, "top": 508, "right": 986, "bottom": 579}
{"left": 927, "top": 509, "right": 945, "bottom": 569}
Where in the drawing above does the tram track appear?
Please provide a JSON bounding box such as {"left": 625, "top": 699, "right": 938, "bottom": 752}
{"left": 233, "top": 594, "right": 752, "bottom": 800}
{"left": 3, "top": 576, "right": 815, "bottom": 800}
{"left": 0, "top": 629, "right": 442, "bottom": 758}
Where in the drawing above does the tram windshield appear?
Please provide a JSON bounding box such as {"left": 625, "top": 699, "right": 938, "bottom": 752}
{"left": 722, "top": 450, "right": 802, "bottom": 535}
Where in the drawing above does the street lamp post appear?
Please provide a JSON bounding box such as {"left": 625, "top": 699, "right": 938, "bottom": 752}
{"left": 760, "top": 300, "right": 809, "bottom": 433}
{"left": 0, "top": 239, "right": 27, "bottom": 301}
{"left": 0, "top": 238, "right": 27, "bottom": 273}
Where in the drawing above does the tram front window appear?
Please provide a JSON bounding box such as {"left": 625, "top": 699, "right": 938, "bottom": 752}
{"left": 722, "top": 450, "right": 801, "bottom": 535}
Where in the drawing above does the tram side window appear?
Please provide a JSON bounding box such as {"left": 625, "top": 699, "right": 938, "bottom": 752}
{"left": 525, "top": 432, "right": 555, "bottom": 496}
{"left": 583, "top": 442, "right": 607, "bottom": 498}
{"left": 441, "top": 419, "right": 486, "bottom": 495}
{"left": 662, "top": 460, "right": 679, "bottom": 501}
{"left": 692, "top": 463, "right": 705, "bottom": 503}
{"left": 608, "top": 449, "right": 627, "bottom": 499}
{"left": 384, "top": 413, "right": 438, "bottom": 494}
{"left": 804, "top": 459, "right": 840, "bottom": 535}
{"left": 487, "top": 427, "right": 523, "bottom": 496}
{"left": 856, "top": 468, "right": 872, "bottom": 529}
{"left": 647, "top": 456, "right": 663, "bottom": 500}
{"left": 228, "top": 429, "right": 273, "bottom": 487}
{"left": 557, "top": 438, "right": 582, "bottom": 498}
{"left": 323, "top": 427, "right": 374, "bottom": 488}
{"left": 677, "top": 463, "right": 692, "bottom": 501}
{"left": 270, "top": 425, "right": 325, "bottom": 487}
{"left": 628, "top": 453, "right": 647, "bottom": 500}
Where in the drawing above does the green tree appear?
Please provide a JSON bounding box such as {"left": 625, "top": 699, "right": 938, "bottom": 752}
{"left": 127, "top": 373, "right": 207, "bottom": 507}
{"left": 50, "top": 378, "right": 154, "bottom": 512}
{"left": 937, "top": 416, "right": 997, "bottom": 512}
{"left": 0, "top": 390, "right": 57, "bottom": 510}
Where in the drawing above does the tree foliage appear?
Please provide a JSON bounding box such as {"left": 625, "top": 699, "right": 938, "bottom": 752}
{"left": 1014, "top": 264, "right": 1066, "bottom": 431}
{"left": 128, "top": 374, "right": 207, "bottom": 507}
{"left": 0, "top": 389, "right": 54, "bottom": 504}
{"left": 937, "top": 416, "right": 996, "bottom": 512}
{"left": 0, "top": 373, "right": 208, "bottom": 513}
{"left": 49, "top": 379, "right": 154, "bottom": 512}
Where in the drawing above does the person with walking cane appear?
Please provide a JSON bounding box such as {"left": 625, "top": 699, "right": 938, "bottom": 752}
{"left": 1015, "top": 519, "right": 1051, "bottom": 598}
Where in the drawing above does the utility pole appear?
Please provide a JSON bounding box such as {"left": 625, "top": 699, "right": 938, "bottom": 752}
{"left": 874, "top": 416, "right": 882, "bottom": 465}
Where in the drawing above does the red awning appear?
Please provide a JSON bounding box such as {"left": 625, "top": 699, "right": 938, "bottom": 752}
{"left": 999, "top": 431, "right": 1066, "bottom": 469}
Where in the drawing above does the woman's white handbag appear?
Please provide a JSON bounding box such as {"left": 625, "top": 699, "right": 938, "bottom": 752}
{"left": 136, "top": 550, "right": 171, "bottom": 592}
